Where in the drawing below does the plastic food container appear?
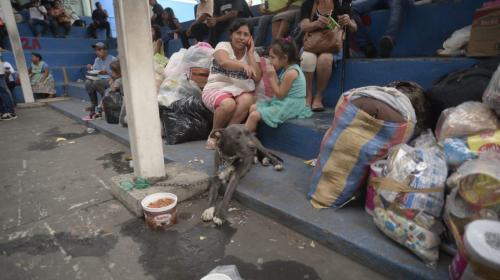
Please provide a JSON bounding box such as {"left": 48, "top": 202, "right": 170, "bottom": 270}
{"left": 141, "top": 193, "right": 178, "bottom": 230}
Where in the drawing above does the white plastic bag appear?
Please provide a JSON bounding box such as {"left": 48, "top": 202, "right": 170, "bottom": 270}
{"left": 158, "top": 78, "right": 200, "bottom": 107}
{"left": 182, "top": 42, "right": 214, "bottom": 69}
{"left": 435, "top": 101, "right": 498, "bottom": 141}
{"left": 437, "top": 25, "right": 471, "bottom": 56}
{"left": 372, "top": 133, "right": 447, "bottom": 268}
{"left": 483, "top": 65, "right": 500, "bottom": 116}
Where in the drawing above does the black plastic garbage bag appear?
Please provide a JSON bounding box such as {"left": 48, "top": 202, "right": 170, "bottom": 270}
{"left": 102, "top": 91, "right": 123, "bottom": 124}
{"left": 159, "top": 95, "right": 213, "bottom": 145}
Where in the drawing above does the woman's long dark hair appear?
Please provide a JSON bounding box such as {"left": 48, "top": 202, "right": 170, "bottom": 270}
{"left": 228, "top": 19, "right": 253, "bottom": 36}
{"left": 163, "top": 7, "right": 176, "bottom": 21}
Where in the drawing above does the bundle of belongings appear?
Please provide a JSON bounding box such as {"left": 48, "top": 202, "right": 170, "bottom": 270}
{"left": 157, "top": 43, "right": 214, "bottom": 144}
{"left": 308, "top": 56, "right": 500, "bottom": 273}
{"left": 309, "top": 86, "right": 416, "bottom": 209}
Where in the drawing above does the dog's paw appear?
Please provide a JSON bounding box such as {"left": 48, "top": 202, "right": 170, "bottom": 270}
{"left": 213, "top": 216, "right": 224, "bottom": 226}
{"left": 274, "top": 164, "right": 284, "bottom": 171}
{"left": 261, "top": 157, "right": 271, "bottom": 166}
{"left": 201, "top": 207, "right": 215, "bottom": 222}
{"left": 253, "top": 156, "right": 259, "bottom": 164}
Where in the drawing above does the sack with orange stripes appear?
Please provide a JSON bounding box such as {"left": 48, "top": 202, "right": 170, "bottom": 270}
{"left": 309, "top": 86, "right": 416, "bottom": 209}
{"left": 370, "top": 135, "right": 448, "bottom": 268}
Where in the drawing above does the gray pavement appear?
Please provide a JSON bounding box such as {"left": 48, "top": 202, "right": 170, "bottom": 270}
{"left": 0, "top": 107, "right": 387, "bottom": 280}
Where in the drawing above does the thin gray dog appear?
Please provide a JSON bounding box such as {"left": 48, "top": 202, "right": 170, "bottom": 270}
{"left": 201, "top": 124, "right": 283, "bottom": 226}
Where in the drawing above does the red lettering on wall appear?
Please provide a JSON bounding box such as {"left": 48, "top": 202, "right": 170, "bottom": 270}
{"left": 21, "top": 37, "right": 30, "bottom": 50}
{"left": 20, "top": 37, "right": 42, "bottom": 50}
{"left": 32, "top": 38, "right": 41, "bottom": 50}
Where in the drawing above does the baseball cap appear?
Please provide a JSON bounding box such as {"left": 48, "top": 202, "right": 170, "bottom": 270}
{"left": 92, "top": 42, "right": 107, "bottom": 49}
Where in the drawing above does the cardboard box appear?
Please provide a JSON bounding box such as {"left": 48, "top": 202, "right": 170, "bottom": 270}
{"left": 467, "top": 6, "right": 500, "bottom": 57}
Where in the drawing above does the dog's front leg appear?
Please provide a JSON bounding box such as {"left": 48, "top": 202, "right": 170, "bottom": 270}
{"left": 202, "top": 149, "right": 222, "bottom": 222}
{"left": 212, "top": 172, "right": 240, "bottom": 226}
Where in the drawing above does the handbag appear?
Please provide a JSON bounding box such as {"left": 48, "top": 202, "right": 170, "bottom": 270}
{"left": 303, "top": 0, "right": 344, "bottom": 54}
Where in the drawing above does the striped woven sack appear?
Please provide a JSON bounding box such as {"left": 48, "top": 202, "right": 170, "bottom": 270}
{"left": 309, "top": 94, "right": 415, "bottom": 209}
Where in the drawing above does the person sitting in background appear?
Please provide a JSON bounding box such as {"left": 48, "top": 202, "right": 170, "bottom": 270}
{"left": 149, "top": 0, "right": 164, "bottom": 26}
{"left": 88, "top": 2, "right": 112, "bottom": 39}
{"left": 161, "top": 7, "right": 189, "bottom": 48}
{"left": 29, "top": 52, "right": 56, "bottom": 98}
{"left": 206, "top": 0, "right": 253, "bottom": 47}
{"left": 62, "top": 2, "right": 85, "bottom": 27}
{"left": 152, "top": 25, "right": 164, "bottom": 56}
{"left": 28, "top": 0, "right": 49, "bottom": 37}
{"left": 48, "top": 0, "right": 71, "bottom": 38}
{"left": 106, "top": 61, "right": 127, "bottom": 127}
{"left": 202, "top": 20, "right": 261, "bottom": 149}
{"left": 0, "top": 17, "right": 6, "bottom": 52}
{"left": 84, "top": 42, "right": 117, "bottom": 119}
{"left": 299, "top": 0, "right": 356, "bottom": 111}
{"left": 186, "top": 0, "right": 213, "bottom": 44}
{"left": 0, "top": 54, "right": 16, "bottom": 120}
{"left": 245, "top": 38, "right": 311, "bottom": 132}
{"left": 351, "top": 0, "right": 411, "bottom": 58}
{"left": 263, "top": 0, "right": 304, "bottom": 39}
{"left": 3, "top": 59, "right": 17, "bottom": 96}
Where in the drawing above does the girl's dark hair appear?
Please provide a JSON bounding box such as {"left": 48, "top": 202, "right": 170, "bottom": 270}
{"left": 152, "top": 24, "right": 162, "bottom": 41}
{"left": 110, "top": 60, "right": 121, "bottom": 76}
{"left": 270, "top": 38, "right": 299, "bottom": 64}
{"left": 164, "top": 7, "right": 175, "bottom": 19}
{"left": 32, "top": 52, "right": 42, "bottom": 61}
{"left": 228, "top": 19, "right": 253, "bottom": 36}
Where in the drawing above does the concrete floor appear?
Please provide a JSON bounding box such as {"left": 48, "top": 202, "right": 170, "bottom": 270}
{"left": 0, "top": 107, "right": 387, "bottom": 280}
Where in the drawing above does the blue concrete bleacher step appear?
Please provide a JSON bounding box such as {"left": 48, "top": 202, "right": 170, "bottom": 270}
{"left": 16, "top": 23, "right": 89, "bottom": 39}
{"left": 2, "top": 49, "right": 118, "bottom": 67}
{"left": 4, "top": 37, "right": 116, "bottom": 52}
{"left": 364, "top": 0, "right": 487, "bottom": 57}
{"left": 48, "top": 97, "right": 451, "bottom": 280}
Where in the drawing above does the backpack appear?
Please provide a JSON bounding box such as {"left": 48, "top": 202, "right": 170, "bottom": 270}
{"left": 102, "top": 91, "right": 123, "bottom": 124}
{"left": 425, "top": 57, "right": 500, "bottom": 128}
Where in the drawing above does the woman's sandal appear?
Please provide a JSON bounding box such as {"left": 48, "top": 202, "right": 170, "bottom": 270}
{"left": 205, "top": 137, "right": 217, "bottom": 150}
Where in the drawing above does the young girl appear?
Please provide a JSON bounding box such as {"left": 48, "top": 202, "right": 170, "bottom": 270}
{"left": 245, "top": 38, "right": 312, "bottom": 132}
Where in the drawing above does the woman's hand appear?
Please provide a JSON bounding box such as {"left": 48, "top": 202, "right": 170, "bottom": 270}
{"left": 316, "top": 15, "right": 329, "bottom": 29}
{"left": 247, "top": 36, "right": 255, "bottom": 55}
{"left": 87, "top": 64, "right": 93, "bottom": 71}
{"left": 206, "top": 17, "right": 217, "bottom": 27}
{"left": 242, "top": 64, "right": 256, "bottom": 79}
{"left": 338, "top": 14, "right": 351, "bottom": 28}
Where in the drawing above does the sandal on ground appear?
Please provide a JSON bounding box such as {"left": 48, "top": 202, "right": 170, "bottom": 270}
{"left": 205, "top": 137, "right": 217, "bottom": 150}
{"left": 311, "top": 106, "right": 325, "bottom": 112}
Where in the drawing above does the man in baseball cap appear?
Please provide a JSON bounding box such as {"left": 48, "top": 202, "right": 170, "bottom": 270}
{"left": 84, "top": 41, "right": 117, "bottom": 119}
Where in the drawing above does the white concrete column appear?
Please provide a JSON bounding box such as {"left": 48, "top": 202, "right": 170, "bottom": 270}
{"left": 1, "top": 1, "right": 34, "bottom": 103}
{"left": 82, "top": 0, "right": 93, "bottom": 17}
{"left": 113, "top": 0, "right": 165, "bottom": 178}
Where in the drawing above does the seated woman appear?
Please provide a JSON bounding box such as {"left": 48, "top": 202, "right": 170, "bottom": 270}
{"left": 29, "top": 53, "right": 56, "bottom": 98}
{"left": 152, "top": 25, "right": 164, "bottom": 56}
{"left": 48, "top": 0, "right": 71, "bottom": 38}
{"left": 202, "top": 19, "right": 262, "bottom": 149}
{"left": 161, "top": 7, "right": 189, "bottom": 49}
{"left": 299, "top": 0, "right": 356, "bottom": 111}
{"left": 245, "top": 38, "right": 312, "bottom": 132}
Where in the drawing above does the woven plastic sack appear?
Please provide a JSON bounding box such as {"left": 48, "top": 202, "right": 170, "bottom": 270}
{"left": 435, "top": 101, "right": 498, "bottom": 141}
{"left": 309, "top": 86, "right": 415, "bottom": 209}
{"left": 483, "top": 64, "right": 500, "bottom": 116}
{"left": 386, "top": 81, "right": 430, "bottom": 136}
